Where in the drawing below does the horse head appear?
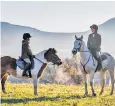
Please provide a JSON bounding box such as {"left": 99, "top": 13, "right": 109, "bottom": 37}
{"left": 44, "top": 48, "right": 62, "bottom": 66}
{"left": 72, "top": 35, "right": 83, "bottom": 55}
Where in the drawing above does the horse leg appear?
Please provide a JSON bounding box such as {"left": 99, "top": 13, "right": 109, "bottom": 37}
{"left": 100, "top": 71, "right": 105, "bottom": 95}
{"left": 1, "top": 73, "right": 9, "bottom": 93}
{"left": 109, "top": 69, "right": 114, "bottom": 95}
{"left": 90, "top": 72, "right": 96, "bottom": 96}
{"left": 83, "top": 73, "right": 88, "bottom": 96}
{"left": 33, "top": 76, "right": 38, "bottom": 95}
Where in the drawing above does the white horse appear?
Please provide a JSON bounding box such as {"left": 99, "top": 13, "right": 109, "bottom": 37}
{"left": 1, "top": 48, "right": 62, "bottom": 95}
{"left": 72, "top": 35, "right": 115, "bottom": 96}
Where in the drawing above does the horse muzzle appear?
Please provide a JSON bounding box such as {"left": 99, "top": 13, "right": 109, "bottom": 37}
{"left": 72, "top": 50, "right": 77, "bottom": 55}
{"left": 54, "top": 60, "right": 62, "bottom": 66}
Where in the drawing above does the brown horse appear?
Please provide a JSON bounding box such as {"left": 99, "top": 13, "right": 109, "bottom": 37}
{"left": 1, "top": 48, "right": 62, "bottom": 95}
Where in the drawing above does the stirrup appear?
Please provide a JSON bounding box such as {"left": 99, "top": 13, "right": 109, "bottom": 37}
{"left": 23, "top": 71, "right": 29, "bottom": 77}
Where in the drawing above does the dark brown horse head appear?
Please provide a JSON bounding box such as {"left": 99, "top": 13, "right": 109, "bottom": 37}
{"left": 44, "top": 48, "right": 62, "bottom": 66}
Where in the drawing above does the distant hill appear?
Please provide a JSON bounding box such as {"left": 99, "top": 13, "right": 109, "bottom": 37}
{"left": 99, "top": 17, "right": 115, "bottom": 32}
{"left": 1, "top": 17, "right": 115, "bottom": 58}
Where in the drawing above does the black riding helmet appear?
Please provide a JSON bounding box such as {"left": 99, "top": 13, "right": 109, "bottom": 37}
{"left": 23, "top": 33, "right": 32, "bottom": 40}
{"left": 90, "top": 24, "right": 98, "bottom": 30}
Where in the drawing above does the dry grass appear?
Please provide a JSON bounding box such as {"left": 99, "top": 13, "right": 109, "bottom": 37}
{"left": 1, "top": 83, "right": 115, "bottom": 106}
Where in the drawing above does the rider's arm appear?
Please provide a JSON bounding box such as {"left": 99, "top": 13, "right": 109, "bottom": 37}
{"left": 95, "top": 34, "right": 101, "bottom": 48}
{"left": 24, "top": 41, "right": 33, "bottom": 57}
{"left": 87, "top": 34, "right": 91, "bottom": 49}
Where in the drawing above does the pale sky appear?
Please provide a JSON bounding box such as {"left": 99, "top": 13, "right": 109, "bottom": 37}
{"left": 1, "top": 1, "right": 115, "bottom": 32}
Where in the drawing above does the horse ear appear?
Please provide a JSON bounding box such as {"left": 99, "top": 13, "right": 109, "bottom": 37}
{"left": 48, "top": 48, "right": 52, "bottom": 52}
{"left": 81, "top": 35, "right": 83, "bottom": 39}
{"left": 52, "top": 48, "right": 54, "bottom": 52}
{"left": 52, "top": 48, "right": 56, "bottom": 53}
{"left": 75, "top": 35, "right": 77, "bottom": 39}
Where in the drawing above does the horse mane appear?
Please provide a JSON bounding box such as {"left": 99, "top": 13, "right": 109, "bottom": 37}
{"left": 35, "top": 50, "right": 47, "bottom": 57}
{"left": 44, "top": 48, "right": 57, "bottom": 57}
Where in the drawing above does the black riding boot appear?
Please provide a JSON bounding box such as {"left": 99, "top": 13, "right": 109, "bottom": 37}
{"left": 23, "top": 63, "right": 30, "bottom": 77}
{"left": 97, "top": 57, "right": 102, "bottom": 70}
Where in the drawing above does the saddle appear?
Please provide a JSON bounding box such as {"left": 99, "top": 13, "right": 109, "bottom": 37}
{"left": 100, "top": 54, "right": 107, "bottom": 61}
{"left": 94, "top": 54, "right": 107, "bottom": 72}
{"left": 16, "top": 57, "right": 34, "bottom": 77}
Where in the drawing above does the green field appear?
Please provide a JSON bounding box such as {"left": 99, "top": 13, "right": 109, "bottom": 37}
{"left": 1, "top": 83, "right": 115, "bottom": 106}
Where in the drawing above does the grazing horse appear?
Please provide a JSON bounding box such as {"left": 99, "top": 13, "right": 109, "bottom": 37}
{"left": 1, "top": 48, "right": 62, "bottom": 95}
{"left": 72, "top": 35, "right": 115, "bottom": 96}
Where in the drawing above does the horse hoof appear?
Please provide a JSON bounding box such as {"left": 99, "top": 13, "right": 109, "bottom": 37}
{"left": 3, "top": 91, "right": 7, "bottom": 94}
{"left": 92, "top": 93, "right": 96, "bottom": 96}
{"left": 84, "top": 93, "right": 88, "bottom": 96}
{"left": 99, "top": 92, "right": 103, "bottom": 95}
{"left": 34, "top": 93, "right": 38, "bottom": 96}
{"left": 110, "top": 92, "right": 113, "bottom": 95}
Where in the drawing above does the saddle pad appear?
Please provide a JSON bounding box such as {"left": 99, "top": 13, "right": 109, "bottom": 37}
{"left": 16, "top": 58, "right": 34, "bottom": 70}
{"left": 95, "top": 54, "right": 107, "bottom": 72}
{"left": 16, "top": 58, "right": 25, "bottom": 70}
{"left": 101, "top": 54, "right": 107, "bottom": 61}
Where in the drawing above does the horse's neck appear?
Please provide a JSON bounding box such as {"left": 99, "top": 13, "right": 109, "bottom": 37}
{"left": 35, "top": 50, "right": 47, "bottom": 63}
{"left": 80, "top": 41, "right": 91, "bottom": 64}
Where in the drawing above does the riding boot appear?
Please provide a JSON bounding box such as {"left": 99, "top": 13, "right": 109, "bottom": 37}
{"left": 23, "top": 63, "right": 30, "bottom": 77}
{"left": 97, "top": 57, "right": 102, "bottom": 70}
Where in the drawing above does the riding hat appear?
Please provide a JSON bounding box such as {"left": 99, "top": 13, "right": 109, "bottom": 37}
{"left": 23, "top": 33, "right": 32, "bottom": 40}
{"left": 90, "top": 24, "right": 98, "bottom": 30}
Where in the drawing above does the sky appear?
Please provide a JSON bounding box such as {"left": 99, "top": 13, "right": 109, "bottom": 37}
{"left": 1, "top": 1, "right": 115, "bottom": 32}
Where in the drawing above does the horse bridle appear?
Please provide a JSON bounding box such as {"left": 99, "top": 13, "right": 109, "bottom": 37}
{"left": 74, "top": 39, "right": 90, "bottom": 52}
{"left": 34, "top": 57, "right": 45, "bottom": 64}
{"left": 74, "top": 39, "right": 94, "bottom": 74}
{"left": 34, "top": 54, "right": 58, "bottom": 65}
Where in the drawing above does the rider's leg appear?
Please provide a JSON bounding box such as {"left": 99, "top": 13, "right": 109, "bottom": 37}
{"left": 91, "top": 49, "right": 102, "bottom": 70}
{"left": 90, "top": 49, "right": 97, "bottom": 60}
{"left": 23, "top": 58, "right": 31, "bottom": 77}
{"left": 96, "top": 52, "right": 102, "bottom": 70}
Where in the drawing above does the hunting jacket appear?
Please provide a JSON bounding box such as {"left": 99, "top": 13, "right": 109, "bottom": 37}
{"left": 87, "top": 32, "right": 101, "bottom": 51}
{"left": 21, "top": 40, "right": 33, "bottom": 59}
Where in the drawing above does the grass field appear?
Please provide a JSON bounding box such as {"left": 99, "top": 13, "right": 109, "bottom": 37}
{"left": 1, "top": 83, "right": 115, "bottom": 106}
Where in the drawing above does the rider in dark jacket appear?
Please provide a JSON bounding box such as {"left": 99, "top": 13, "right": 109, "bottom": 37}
{"left": 87, "top": 24, "right": 102, "bottom": 70}
{"left": 21, "top": 33, "right": 33, "bottom": 77}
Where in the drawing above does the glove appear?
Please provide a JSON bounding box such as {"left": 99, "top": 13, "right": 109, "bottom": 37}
{"left": 32, "top": 55, "right": 35, "bottom": 58}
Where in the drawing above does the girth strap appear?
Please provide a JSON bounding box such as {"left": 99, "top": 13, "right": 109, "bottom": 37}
{"left": 80, "top": 54, "right": 91, "bottom": 74}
